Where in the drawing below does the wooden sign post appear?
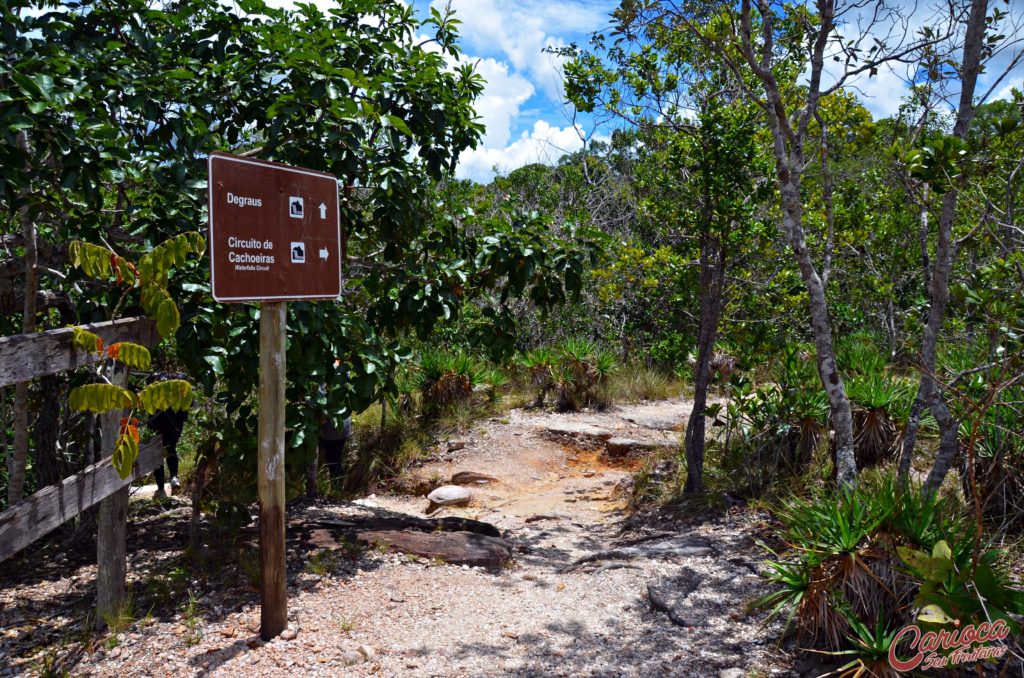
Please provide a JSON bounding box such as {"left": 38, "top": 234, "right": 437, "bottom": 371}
{"left": 208, "top": 153, "right": 341, "bottom": 640}
{"left": 258, "top": 301, "right": 287, "bottom": 638}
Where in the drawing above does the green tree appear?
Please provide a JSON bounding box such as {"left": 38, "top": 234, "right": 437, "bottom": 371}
{"left": 563, "top": 9, "right": 769, "bottom": 492}
{"left": 0, "top": 0, "right": 598, "bottom": 508}
{"left": 894, "top": 1, "right": 1017, "bottom": 495}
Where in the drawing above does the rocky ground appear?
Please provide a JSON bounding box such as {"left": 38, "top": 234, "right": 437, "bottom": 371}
{"left": 0, "top": 397, "right": 804, "bottom": 677}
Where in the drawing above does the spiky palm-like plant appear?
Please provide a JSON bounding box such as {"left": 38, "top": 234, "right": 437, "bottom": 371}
{"left": 551, "top": 362, "right": 579, "bottom": 413}
{"left": 837, "top": 332, "right": 889, "bottom": 378}
{"left": 959, "top": 390, "right": 1024, "bottom": 528}
{"left": 758, "top": 473, "right": 983, "bottom": 670}
{"left": 520, "top": 347, "right": 556, "bottom": 407}
{"left": 481, "top": 368, "right": 510, "bottom": 403}
{"left": 790, "top": 389, "right": 829, "bottom": 470}
{"left": 845, "top": 374, "right": 912, "bottom": 470}
{"left": 416, "top": 351, "right": 481, "bottom": 411}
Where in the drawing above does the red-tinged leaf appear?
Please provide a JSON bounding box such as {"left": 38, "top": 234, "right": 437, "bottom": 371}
{"left": 105, "top": 342, "right": 151, "bottom": 370}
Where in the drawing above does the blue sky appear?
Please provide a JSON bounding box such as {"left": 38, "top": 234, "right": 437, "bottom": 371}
{"left": 407, "top": 0, "right": 621, "bottom": 182}
{"left": 403, "top": 0, "right": 1023, "bottom": 183}
{"left": 264, "top": 0, "right": 1024, "bottom": 183}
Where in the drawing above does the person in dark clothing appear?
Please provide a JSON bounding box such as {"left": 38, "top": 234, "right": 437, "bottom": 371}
{"left": 149, "top": 408, "right": 188, "bottom": 498}
{"left": 319, "top": 414, "right": 352, "bottom": 485}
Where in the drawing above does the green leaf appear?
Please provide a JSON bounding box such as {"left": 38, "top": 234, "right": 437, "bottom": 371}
{"left": 897, "top": 545, "right": 953, "bottom": 582}
{"left": 68, "top": 241, "right": 114, "bottom": 279}
{"left": 112, "top": 432, "right": 139, "bottom": 479}
{"left": 931, "top": 540, "right": 952, "bottom": 560}
{"left": 917, "top": 604, "right": 954, "bottom": 625}
{"left": 137, "top": 379, "right": 194, "bottom": 414}
{"left": 68, "top": 384, "right": 135, "bottom": 413}
{"left": 137, "top": 232, "right": 206, "bottom": 287}
{"left": 72, "top": 327, "right": 105, "bottom": 355}
{"left": 156, "top": 298, "right": 181, "bottom": 337}
{"left": 386, "top": 114, "right": 413, "bottom": 136}
{"left": 32, "top": 74, "right": 54, "bottom": 101}
{"left": 107, "top": 342, "right": 152, "bottom": 370}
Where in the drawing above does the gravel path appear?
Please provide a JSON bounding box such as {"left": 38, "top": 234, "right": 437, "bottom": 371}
{"left": 1, "top": 398, "right": 793, "bottom": 677}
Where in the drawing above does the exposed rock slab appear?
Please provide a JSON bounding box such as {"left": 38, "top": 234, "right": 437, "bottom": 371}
{"left": 558, "top": 537, "right": 714, "bottom": 572}
{"left": 603, "top": 437, "right": 674, "bottom": 458}
{"left": 425, "top": 485, "right": 472, "bottom": 514}
{"left": 450, "top": 471, "right": 498, "bottom": 485}
{"left": 541, "top": 422, "right": 615, "bottom": 449}
{"left": 623, "top": 415, "right": 685, "bottom": 431}
{"left": 647, "top": 569, "right": 703, "bottom": 628}
{"left": 359, "top": 529, "right": 513, "bottom": 568}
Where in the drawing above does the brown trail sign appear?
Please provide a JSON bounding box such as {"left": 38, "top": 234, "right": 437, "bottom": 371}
{"left": 208, "top": 152, "right": 342, "bottom": 640}
{"left": 208, "top": 152, "right": 342, "bottom": 302}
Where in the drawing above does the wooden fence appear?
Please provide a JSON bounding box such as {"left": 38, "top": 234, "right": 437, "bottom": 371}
{"left": 0, "top": 316, "right": 162, "bottom": 628}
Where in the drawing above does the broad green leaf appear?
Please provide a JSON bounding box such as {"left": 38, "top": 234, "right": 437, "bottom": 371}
{"left": 68, "top": 384, "right": 135, "bottom": 413}
{"left": 386, "top": 114, "right": 413, "bottom": 136}
{"left": 112, "top": 432, "right": 139, "bottom": 479}
{"left": 137, "top": 232, "right": 206, "bottom": 287}
{"left": 931, "top": 540, "right": 952, "bottom": 560}
{"left": 107, "top": 342, "right": 151, "bottom": 370}
{"left": 917, "top": 604, "right": 955, "bottom": 625}
{"left": 68, "top": 241, "right": 114, "bottom": 279}
{"left": 72, "top": 327, "right": 104, "bottom": 355}
{"left": 897, "top": 545, "right": 953, "bottom": 582}
{"left": 137, "top": 379, "right": 193, "bottom": 414}
{"left": 157, "top": 298, "right": 181, "bottom": 337}
{"left": 140, "top": 284, "right": 171, "bottom": 317}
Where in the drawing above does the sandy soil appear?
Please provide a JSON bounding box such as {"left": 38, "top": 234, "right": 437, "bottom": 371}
{"left": 0, "top": 398, "right": 798, "bottom": 678}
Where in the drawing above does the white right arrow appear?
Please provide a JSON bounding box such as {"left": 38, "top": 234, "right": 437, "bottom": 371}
{"left": 319, "top": 247, "right": 329, "bottom": 260}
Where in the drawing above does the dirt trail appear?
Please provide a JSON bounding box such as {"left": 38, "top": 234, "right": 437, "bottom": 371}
{"left": 1, "top": 398, "right": 793, "bottom": 678}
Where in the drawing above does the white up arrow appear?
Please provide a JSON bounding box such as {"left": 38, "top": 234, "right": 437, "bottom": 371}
{"left": 319, "top": 202, "right": 327, "bottom": 219}
{"left": 319, "top": 247, "right": 329, "bottom": 260}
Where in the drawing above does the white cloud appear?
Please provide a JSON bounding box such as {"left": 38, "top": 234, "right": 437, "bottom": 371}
{"left": 993, "top": 75, "right": 1024, "bottom": 102}
{"left": 839, "top": 66, "right": 913, "bottom": 119}
{"left": 437, "top": 0, "right": 608, "bottom": 101}
{"left": 256, "top": 0, "right": 612, "bottom": 181}
{"left": 456, "top": 120, "right": 589, "bottom": 182}
{"left": 471, "top": 59, "right": 536, "bottom": 148}
{"left": 817, "top": 0, "right": 1024, "bottom": 120}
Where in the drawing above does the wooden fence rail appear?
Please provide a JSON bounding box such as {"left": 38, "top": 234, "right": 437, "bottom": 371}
{"left": 1, "top": 315, "right": 161, "bottom": 629}
{"left": 0, "top": 317, "right": 157, "bottom": 388}
{"left": 0, "top": 437, "right": 163, "bottom": 563}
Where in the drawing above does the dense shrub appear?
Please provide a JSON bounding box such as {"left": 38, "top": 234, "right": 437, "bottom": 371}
{"left": 960, "top": 387, "right": 1024, "bottom": 529}
{"left": 518, "top": 339, "right": 619, "bottom": 411}
{"left": 761, "top": 472, "right": 1024, "bottom": 675}
{"left": 719, "top": 347, "right": 827, "bottom": 493}
{"left": 845, "top": 373, "right": 914, "bottom": 470}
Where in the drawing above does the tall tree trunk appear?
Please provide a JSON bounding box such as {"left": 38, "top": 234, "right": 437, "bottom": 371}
{"left": 684, "top": 233, "right": 725, "bottom": 493}
{"left": 780, "top": 179, "right": 858, "bottom": 488}
{"left": 1003, "top": 157, "right": 1022, "bottom": 257}
{"left": 737, "top": 1, "right": 858, "bottom": 488}
{"left": 32, "top": 375, "right": 65, "bottom": 489}
{"left": 911, "top": 0, "right": 989, "bottom": 496}
{"left": 919, "top": 188, "right": 970, "bottom": 495}
{"left": 1, "top": 386, "right": 8, "bottom": 502}
{"left": 898, "top": 182, "right": 933, "bottom": 485}
{"left": 9, "top": 131, "right": 37, "bottom": 504}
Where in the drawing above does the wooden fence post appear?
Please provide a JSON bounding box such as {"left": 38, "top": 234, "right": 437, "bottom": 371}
{"left": 258, "top": 301, "right": 287, "bottom": 639}
{"left": 96, "top": 364, "right": 129, "bottom": 630}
